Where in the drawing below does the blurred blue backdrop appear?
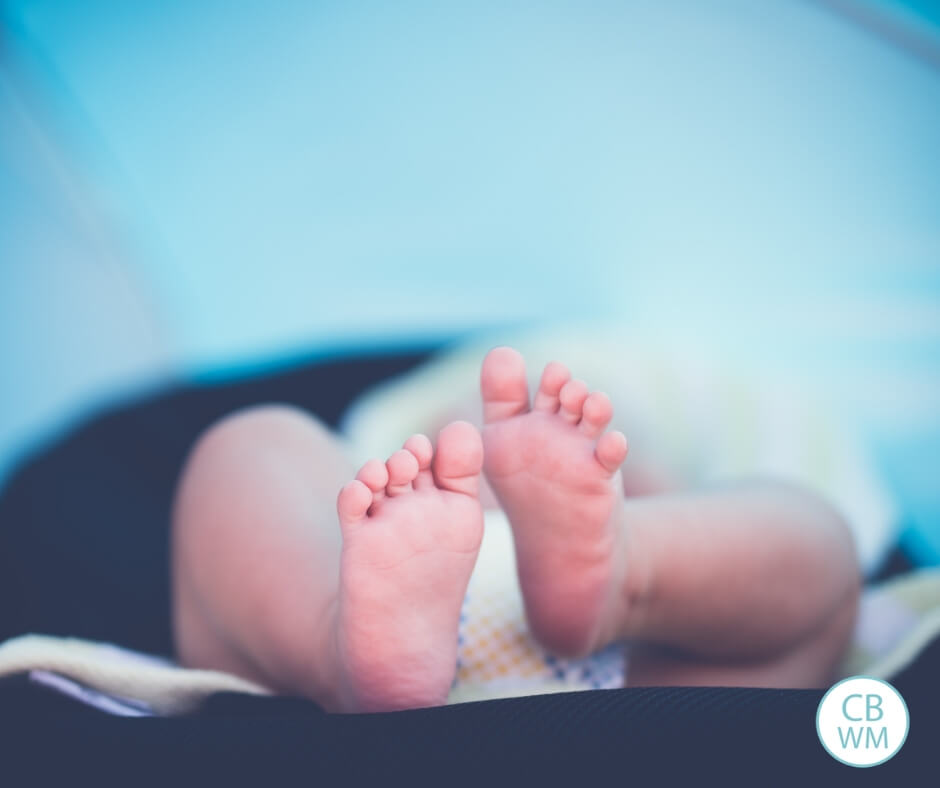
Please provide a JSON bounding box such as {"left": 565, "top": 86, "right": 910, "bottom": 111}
{"left": 1, "top": 0, "right": 939, "bottom": 558}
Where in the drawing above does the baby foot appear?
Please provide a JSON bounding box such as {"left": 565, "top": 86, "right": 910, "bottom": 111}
{"left": 481, "top": 347, "right": 630, "bottom": 657}
{"left": 332, "top": 421, "right": 484, "bottom": 712}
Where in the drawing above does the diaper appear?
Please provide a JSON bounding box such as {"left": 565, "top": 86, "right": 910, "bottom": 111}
{"left": 447, "top": 510, "right": 627, "bottom": 704}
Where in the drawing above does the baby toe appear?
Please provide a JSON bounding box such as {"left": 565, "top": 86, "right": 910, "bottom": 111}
{"left": 595, "top": 430, "right": 629, "bottom": 474}
{"left": 533, "top": 361, "right": 571, "bottom": 413}
{"left": 481, "top": 347, "right": 530, "bottom": 423}
{"left": 404, "top": 433, "right": 435, "bottom": 489}
{"left": 386, "top": 449, "right": 420, "bottom": 496}
{"left": 433, "top": 421, "right": 484, "bottom": 496}
{"left": 579, "top": 391, "right": 613, "bottom": 437}
{"left": 337, "top": 480, "right": 373, "bottom": 529}
{"left": 559, "top": 379, "right": 589, "bottom": 424}
{"left": 356, "top": 458, "right": 389, "bottom": 507}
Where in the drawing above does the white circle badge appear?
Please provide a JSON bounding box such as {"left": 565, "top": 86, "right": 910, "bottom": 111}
{"left": 817, "top": 676, "right": 909, "bottom": 767}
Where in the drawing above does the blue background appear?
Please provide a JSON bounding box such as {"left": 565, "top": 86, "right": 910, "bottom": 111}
{"left": 1, "top": 0, "right": 939, "bottom": 559}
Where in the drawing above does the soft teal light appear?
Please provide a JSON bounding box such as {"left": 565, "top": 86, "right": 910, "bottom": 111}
{"left": 5, "top": 0, "right": 937, "bottom": 358}
{"left": 2, "top": 0, "right": 939, "bottom": 559}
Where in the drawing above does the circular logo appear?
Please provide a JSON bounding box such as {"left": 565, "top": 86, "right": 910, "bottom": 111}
{"left": 816, "top": 676, "right": 909, "bottom": 767}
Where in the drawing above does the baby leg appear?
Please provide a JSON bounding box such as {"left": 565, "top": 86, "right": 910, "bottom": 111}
{"left": 618, "top": 482, "right": 861, "bottom": 687}
{"left": 172, "top": 405, "right": 485, "bottom": 712}
{"left": 480, "top": 347, "right": 860, "bottom": 687}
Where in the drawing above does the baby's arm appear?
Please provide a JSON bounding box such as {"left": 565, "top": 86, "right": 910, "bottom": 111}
{"left": 614, "top": 480, "right": 860, "bottom": 687}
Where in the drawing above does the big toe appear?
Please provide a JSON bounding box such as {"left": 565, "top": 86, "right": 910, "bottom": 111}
{"left": 434, "top": 421, "right": 484, "bottom": 496}
{"left": 480, "top": 346, "right": 529, "bottom": 423}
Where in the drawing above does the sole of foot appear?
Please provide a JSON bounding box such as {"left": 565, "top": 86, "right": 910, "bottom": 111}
{"left": 332, "top": 421, "right": 484, "bottom": 712}
{"left": 480, "top": 346, "right": 630, "bottom": 657}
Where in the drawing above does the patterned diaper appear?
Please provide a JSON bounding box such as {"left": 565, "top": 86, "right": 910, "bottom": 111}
{"left": 447, "top": 510, "right": 627, "bottom": 704}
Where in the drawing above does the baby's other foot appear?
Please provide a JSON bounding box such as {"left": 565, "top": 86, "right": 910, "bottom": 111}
{"left": 333, "top": 422, "right": 484, "bottom": 712}
{"left": 481, "top": 347, "right": 630, "bottom": 657}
